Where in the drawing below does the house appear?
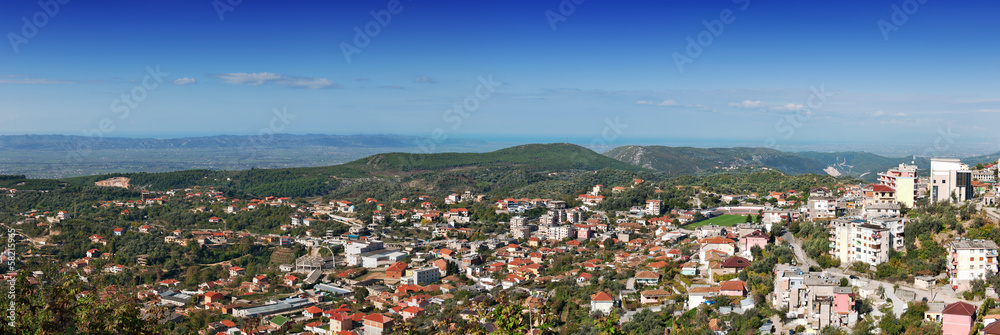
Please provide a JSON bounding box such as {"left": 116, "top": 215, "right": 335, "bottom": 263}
{"left": 401, "top": 306, "right": 423, "bottom": 320}
{"left": 698, "top": 236, "right": 736, "bottom": 264}
{"left": 681, "top": 262, "right": 698, "bottom": 276}
{"left": 719, "top": 280, "right": 747, "bottom": 297}
{"left": 159, "top": 279, "right": 180, "bottom": 287}
{"left": 204, "top": 291, "right": 225, "bottom": 305}
{"left": 634, "top": 271, "right": 660, "bottom": 285}
{"left": 304, "top": 306, "right": 324, "bottom": 319}
{"left": 640, "top": 289, "right": 671, "bottom": 305}
{"left": 386, "top": 262, "right": 407, "bottom": 280}
{"left": 590, "top": 291, "right": 616, "bottom": 314}
{"left": 941, "top": 301, "right": 976, "bottom": 335}
{"left": 284, "top": 274, "right": 298, "bottom": 286}
{"left": 719, "top": 256, "right": 752, "bottom": 274}
{"left": 229, "top": 266, "right": 245, "bottom": 277}
{"left": 86, "top": 249, "right": 100, "bottom": 258}
{"left": 740, "top": 231, "right": 769, "bottom": 253}
{"left": 112, "top": 228, "right": 124, "bottom": 236}
{"left": 363, "top": 313, "right": 394, "bottom": 335}
{"left": 138, "top": 225, "right": 154, "bottom": 233}
{"left": 329, "top": 312, "right": 353, "bottom": 332}
{"left": 687, "top": 286, "right": 719, "bottom": 310}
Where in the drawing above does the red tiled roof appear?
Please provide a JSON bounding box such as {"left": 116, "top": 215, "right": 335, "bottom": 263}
{"left": 719, "top": 280, "right": 747, "bottom": 292}
{"left": 721, "top": 256, "right": 752, "bottom": 268}
{"left": 942, "top": 301, "right": 977, "bottom": 316}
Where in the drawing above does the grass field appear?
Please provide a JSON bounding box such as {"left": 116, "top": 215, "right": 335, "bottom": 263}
{"left": 684, "top": 214, "right": 748, "bottom": 228}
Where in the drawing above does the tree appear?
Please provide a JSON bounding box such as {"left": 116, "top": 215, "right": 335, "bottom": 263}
{"left": 354, "top": 287, "right": 368, "bottom": 302}
{"left": 490, "top": 303, "right": 528, "bottom": 335}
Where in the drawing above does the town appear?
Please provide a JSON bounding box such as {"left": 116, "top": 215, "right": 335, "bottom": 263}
{"left": 3, "top": 156, "right": 1000, "bottom": 335}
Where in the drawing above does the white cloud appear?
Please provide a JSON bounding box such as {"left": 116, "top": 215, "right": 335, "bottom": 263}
{"left": 872, "top": 110, "right": 886, "bottom": 117}
{"left": 895, "top": 112, "right": 906, "bottom": 117}
{"left": 413, "top": 75, "right": 438, "bottom": 84}
{"left": 173, "top": 77, "right": 196, "bottom": 85}
{"left": 0, "top": 76, "right": 75, "bottom": 84}
{"left": 687, "top": 104, "right": 712, "bottom": 111}
{"left": 636, "top": 99, "right": 678, "bottom": 106}
{"left": 772, "top": 103, "right": 804, "bottom": 111}
{"left": 728, "top": 100, "right": 765, "bottom": 109}
{"left": 278, "top": 77, "right": 335, "bottom": 89}
{"left": 215, "top": 72, "right": 336, "bottom": 89}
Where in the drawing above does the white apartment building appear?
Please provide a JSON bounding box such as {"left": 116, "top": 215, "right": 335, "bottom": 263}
{"left": 829, "top": 218, "right": 901, "bottom": 266}
{"left": 645, "top": 200, "right": 662, "bottom": 216}
{"left": 930, "top": 158, "right": 973, "bottom": 203}
{"left": 546, "top": 225, "right": 575, "bottom": 241}
{"left": 408, "top": 267, "right": 440, "bottom": 285}
{"left": 947, "top": 239, "right": 999, "bottom": 291}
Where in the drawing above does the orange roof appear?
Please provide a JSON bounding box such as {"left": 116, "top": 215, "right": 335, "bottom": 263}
{"left": 591, "top": 291, "right": 615, "bottom": 302}
{"left": 719, "top": 280, "right": 747, "bottom": 292}
{"left": 698, "top": 236, "right": 736, "bottom": 245}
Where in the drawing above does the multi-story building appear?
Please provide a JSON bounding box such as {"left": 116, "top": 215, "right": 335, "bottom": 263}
{"left": 645, "top": 200, "right": 662, "bottom": 216}
{"left": 772, "top": 264, "right": 857, "bottom": 330}
{"left": 869, "top": 217, "right": 906, "bottom": 251}
{"left": 546, "top": 225, "right": 575, "bottom": 241}
{"left": 829, "top": 217, "right": 900, "bottom": 266}
{"left": 862, "top": 184, "right": 896, "bottom": 209}
{"left": 878, "top": 163, "right": 918, "bottom": 208}
{"left": 930, "top": 158, "right": 973, "bottom": 203}
{"left": 807, "top": 196, "right": 837, "bottom": 221}
{"left": 408, "top": 267, "right": 440, "bottom": 285}
{"left": 947, "top": 239, "right": 999, "bottom": 291}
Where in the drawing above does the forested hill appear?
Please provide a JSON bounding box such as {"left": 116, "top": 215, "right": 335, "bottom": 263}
{"left": 341, "top": 143, "right": 645, "bottom": 173}
{"left": 59, "top": 143, "right": 647, "bottom": 197}
{"left": 604, "top": 145, "right": 829, "bottom": 176}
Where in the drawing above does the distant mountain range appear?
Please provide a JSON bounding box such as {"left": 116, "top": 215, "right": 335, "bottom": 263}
{"left": 3, "top": 134, "right": 999, "bottom": 182}
{"left": 0, "top": 134, "right": 487, "bottom": 150}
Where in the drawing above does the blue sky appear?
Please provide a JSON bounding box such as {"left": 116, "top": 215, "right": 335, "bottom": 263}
{"left": 1, "top": 0, "right": 998, "bottom": 152}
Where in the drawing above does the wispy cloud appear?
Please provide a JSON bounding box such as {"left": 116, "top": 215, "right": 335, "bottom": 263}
{"left": 173, "top": 77, "right": 197, "bottom": 85}
{"left": 636, "top": 99, "right": 679, "bottom": 106}
{"left": 772, "top": 103, "right": 804, "bottom": 111}
{"left": 728, "top": 100, "right": 765, "bottom": 109}
{"left": 214, "top": 72, "right": 337, "bottom": 89}
{"left": 0, "top": 74, "right": 75, "bottom": 84}
{"left": 379, "top": 85, "right": 404, "bottom": 89}
{"left": 413, "top": 75, "right": 438, "bottom": 84}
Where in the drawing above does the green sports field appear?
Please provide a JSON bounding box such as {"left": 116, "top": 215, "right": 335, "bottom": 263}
{"left": 684, "top": 214, "right": 749, "bottom": 228}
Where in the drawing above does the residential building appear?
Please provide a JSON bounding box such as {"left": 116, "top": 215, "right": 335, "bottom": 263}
{"left": 408, "top": 267, "right": 440, "bottom": 285}
{"left": 590, "top": 291, "right": 616, "bottom": 314}
{"left": 634, "top": 271, "right": 659, "bottom": 285}
{"left": 941, "top": 301, "right": 976, "bottom": 335}
{"left": 363, "top": 314, "right": 394, "bottom": 335}
{"left": 946, "top": 239, "right": 999, "bottom": 290}
{"left": 645, "top": 200, "right": 662, "bottom": 216}
{"left": 879, "top": 163, "right": 918, "bottom": 208}
{"left": 807, "top": 196, "right": 837, "bottom": 221}
{"left": 930, "top": 158, "right": 973, "bottom": 203}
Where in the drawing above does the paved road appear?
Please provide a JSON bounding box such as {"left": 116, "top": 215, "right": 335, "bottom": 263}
{"left": 782, "top": 232, "right": 818, "bottom": 268}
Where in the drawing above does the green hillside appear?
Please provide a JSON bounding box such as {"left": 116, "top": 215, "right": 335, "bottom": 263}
{"left": 603, "top": 145, "right": 828, "bottom": 176}
{"left": 60, "top": 143, "right": 645, "bottom": 197}
{"left": 341, "top": 143, "right": 645, "bottom": 173}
